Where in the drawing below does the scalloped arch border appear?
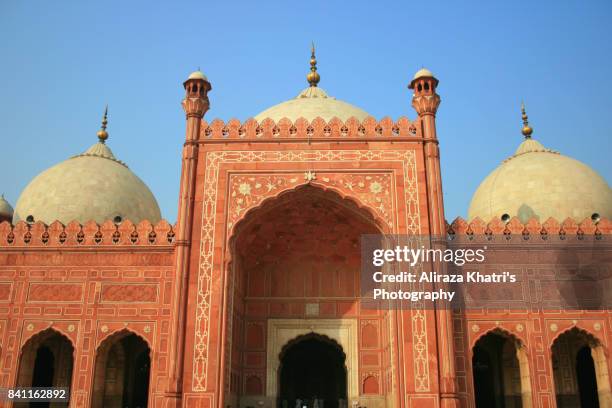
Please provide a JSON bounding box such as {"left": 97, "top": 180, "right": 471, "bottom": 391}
{"left": 228, "top": 182, "right": 388, "bottom": 248}
{"left": 95, "top": 327, "right": 152, "bottom": 351}
{"left": 470, "top": 326, "right": 528, "bottom": 352}
{"left": 549, "top": 323, "right": 606, "bottom": 352}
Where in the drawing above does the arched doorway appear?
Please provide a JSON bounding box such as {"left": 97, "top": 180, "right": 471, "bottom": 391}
{"left": 279, "top": 334, "right": 347, "bottom": 408}
{"left": 15, "top": 328, "right": 74, "bottom": 408}
{"left": 91, "top": 330, "right": 151, "bottom": 408}
{"left": 227, "top": 185, "right": 386, "bottom": 407}
{"left": 552, "top": 327, "right": 611, "bottom": 408}
{"left": 472, "top": 331, "right": 529, "bottom": 408}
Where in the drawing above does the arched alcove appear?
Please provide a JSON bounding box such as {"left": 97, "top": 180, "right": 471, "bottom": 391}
{"left": 224, "top": 184, "right": 386, "bottom": 408}
{"left": 472, "top": 329, "right": 531, "bottom": 408}
{"left": 15, "top": 328, "right": 74, "bottom": 408}
{"left": 91, "top": 330, "right": 151, "bottom": 408}
{"left": 278, "top": 333, "right": 347, "bottom": 408}
{"left": 552, "top": 327, "right": 611, "bottom": 408}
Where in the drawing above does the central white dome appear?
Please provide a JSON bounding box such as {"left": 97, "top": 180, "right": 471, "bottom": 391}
{"left": 254, "top": 86, "right": 370, "bottom": 122}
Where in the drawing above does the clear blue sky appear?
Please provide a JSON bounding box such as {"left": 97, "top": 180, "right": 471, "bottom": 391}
{"left": 1, "top": 0, "right": 610, "bottom": 222}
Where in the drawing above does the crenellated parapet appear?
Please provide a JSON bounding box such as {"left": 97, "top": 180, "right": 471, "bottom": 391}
{"left": 0, "top": 219, "right": 176, "bottom": 247}
{"left": 446, "top": 216, "right": 610, "bottom": 239}
{"left": 198, "top": 116, "right": 420, "bottom": 141}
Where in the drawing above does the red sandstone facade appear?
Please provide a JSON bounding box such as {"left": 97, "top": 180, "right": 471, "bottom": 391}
{"left": 0, "top": 72, "right": 610, "bottom": 408}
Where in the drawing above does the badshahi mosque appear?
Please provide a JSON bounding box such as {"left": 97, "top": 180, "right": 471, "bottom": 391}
{"left": 0, "top": 49, "right": 611, "bottom": 408}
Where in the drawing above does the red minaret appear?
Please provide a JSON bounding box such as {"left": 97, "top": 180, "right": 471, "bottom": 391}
{"left": 410, "top": 69, "right": 460, "bottom": 408}
{"left": 409, "top": 69, "right": 443, "bottom": 234}
{"left": 166, "top": 70, "right": 211, "bottom": 406}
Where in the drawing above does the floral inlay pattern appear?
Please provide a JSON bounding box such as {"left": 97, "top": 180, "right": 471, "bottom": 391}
{"left": 194, "top": 149, "right": 421, "bottom": 391}
{"left": 227, "top": 173, "right": 394, "bottom": 232}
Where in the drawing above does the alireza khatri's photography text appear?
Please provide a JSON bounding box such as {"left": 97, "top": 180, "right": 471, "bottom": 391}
{"left": 361, "top": 234, "right": 611, "bottom": 310}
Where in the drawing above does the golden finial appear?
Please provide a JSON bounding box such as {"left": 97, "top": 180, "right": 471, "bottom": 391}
{"left": 97, "top": 105, "right": 109, "bottom": 143}
{"left": 521, "top": 101, "right": 533, "bottom": 138}
{"left": 307, "top": 42, "right": 320, "bottom": 87}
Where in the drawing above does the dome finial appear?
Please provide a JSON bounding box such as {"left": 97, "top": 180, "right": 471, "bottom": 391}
{"left": 97, "top": 105, "right": 109, "bottom": 143}
{"left": 307, "top": 42, "right": 320, "bottom": 87}
{"left": 521, "top": 101, "right": 533, "bottom": 139}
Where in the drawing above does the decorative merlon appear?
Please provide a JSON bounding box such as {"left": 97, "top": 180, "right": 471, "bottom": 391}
{"left": 199, "top": 116, "right": 419, "bottom": 141}
{"left": 0, "top": 219, "right": 176, "bottom": 247}
{"left": 446, "top": 216, "right": 610, "bottom": 238}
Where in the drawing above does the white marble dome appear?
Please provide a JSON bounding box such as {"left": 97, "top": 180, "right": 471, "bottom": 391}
{"left": 254, "top": 86, "right": 370, "bottom": 123}
{"left": 13, "top": 138, "right": 161, "bottom": 225}
{"left": 468, "top": 136, "right": 612, "bottom": 223}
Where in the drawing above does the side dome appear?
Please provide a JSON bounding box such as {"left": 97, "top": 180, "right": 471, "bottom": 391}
{"left": 0, "top": 194, "right": 14, "bottom": 223}
{"left": 468, "top": 107, "right": 612, "bottom": 223}
{"left": 254, "top": 45, "right": 370, "bottom": 122}
{"left": 13, "top": 111, "right": 161, "bottom": 225}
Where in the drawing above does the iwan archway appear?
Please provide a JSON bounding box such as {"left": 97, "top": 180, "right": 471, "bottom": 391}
{"left": 224, "top": 185, "right": 390, "bottom": 408}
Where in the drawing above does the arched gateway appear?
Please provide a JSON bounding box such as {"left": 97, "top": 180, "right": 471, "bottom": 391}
{"left": 224, "top": 186, "right": 390, "bottom": 408}
{"left": 279, "top": 333, "right": 348, "bottom": 408}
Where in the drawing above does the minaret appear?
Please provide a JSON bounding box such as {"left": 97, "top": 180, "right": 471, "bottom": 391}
{"left": 409, "top": 68, "right": 443, "bottom": 234}
{"left": 409, "top": 69, "right": 460, "bottom": 408}
{"left": 166, "top": 70, "right": 211, "bottom": 405}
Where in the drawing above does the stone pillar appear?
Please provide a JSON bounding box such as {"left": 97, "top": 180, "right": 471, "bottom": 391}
{"left": 409, "top": 69, "right": 460, "bottom": 408}
{"left": 164, "top": 71, "right": 211, "bottom": 407}
{"left": 516, "top": 346, "right": 533, "bottom": 408}
{"left": 592, "top": 345, "right": 612, "bottom": 408}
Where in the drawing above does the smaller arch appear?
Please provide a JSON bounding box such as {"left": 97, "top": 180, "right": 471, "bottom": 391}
{"left": 551, "top": 326, "right": 611, "bottom": 408}
{"left": 471, "top": 326, "right": 528, "bottom": 352}
{"left": 278, "top": 332, "right": 348, "bottom": 408}
{"left": 245, "top": 375, "right": 263, "bottom": 395}
{"left": 363, "top": 375, "right": 379, "bottom": 394}
{"left": 96, "top": 327, "right": 152, "bottom": 350}
{"left": 91, "top": 328, "right": 152, "bottom": 408}
{"left": 278, "top": 332, "right": 347, "bottom": 363}
{"left": 471, "top": 328, "right": 532, "bottom": 408}
{"left": 20, "top": 327, "right": 75, "bottom": 352}
{"left": 549, "top": 324, "right": 605, "bottom": 351}
{"left": 15, "top": 327, "right": 75, "bottom": 406}
{"left": 20, "top": 326, "right": 76, "bottom": 352}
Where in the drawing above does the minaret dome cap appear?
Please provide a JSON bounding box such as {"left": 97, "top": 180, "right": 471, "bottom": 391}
{"left": 187, "top": 70, "right": 208, "bottom": 81}
{"left": 409, "top": 67, "right": 439, "bottom": 89}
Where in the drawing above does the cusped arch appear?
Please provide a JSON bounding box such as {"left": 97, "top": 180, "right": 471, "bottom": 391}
{"left": 549, "top": 324, "right": 606, "bottom": 352}
{"left": 20, "top": 327, "right": 75, "bottom": 354}
{"left": 471, "top": 326, "right": 534, "bottom": 408}
{"left": 278, "top": 332, "right": 347, "bottom": 364}
{"left": 471, "top": 326, "right": 528, "bottom": 352}
{"left": 96, "top": 327, "right": 152, "bottom": 351}
{"left": 550, "top": 325, "right": 612, "bottom": 408}
{"left": 16, "top": 327, "right": 75, "bottom": 390}
{"left": 229, "top": 183, "right": 388, "bottom": 244}
{"left": 91, "top": 327, "right": 152, "bottom": 408}
{"left": 226, "top": 184, "right": 388, "bottom": 270}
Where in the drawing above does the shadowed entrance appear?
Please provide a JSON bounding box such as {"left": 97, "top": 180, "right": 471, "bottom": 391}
{"left": 552, "top": 327, "right": 611, "bottom": 408}
{"left": 16, "top": 329, "right": 74, "bottom": 408}
{"left": 91, "top": 331, "right": 151, "bottom": 408}
{"left": 279, "top": 334, "right": 347, "bottom": 408}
